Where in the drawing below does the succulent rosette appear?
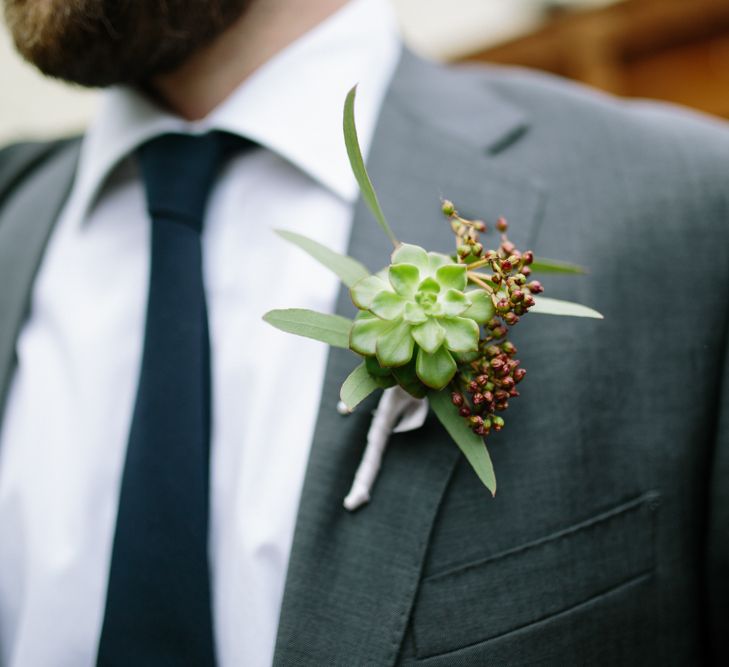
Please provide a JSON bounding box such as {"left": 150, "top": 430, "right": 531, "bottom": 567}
{"left": 348, "top": 243, "right": 494, "bottom": 391}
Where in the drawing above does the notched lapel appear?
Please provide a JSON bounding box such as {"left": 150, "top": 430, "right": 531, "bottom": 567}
{"left": 0, "top": 141, "right": 80, "bottom": 416}
{"left": 274, "top": 52, "right": 545, "bottom": 665}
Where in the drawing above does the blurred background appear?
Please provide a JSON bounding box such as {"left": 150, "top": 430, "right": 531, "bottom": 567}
{"left": 1, "top": 0, "right": 727, "bottom": 144}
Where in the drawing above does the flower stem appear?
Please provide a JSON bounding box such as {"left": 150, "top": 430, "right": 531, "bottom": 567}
{"left": 467, "top": 272, "right": 495, "bottom": 292}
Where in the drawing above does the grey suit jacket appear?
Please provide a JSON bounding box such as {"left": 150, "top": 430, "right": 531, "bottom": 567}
{"left": 1, "top": 51, "right": 728, "bottom": 666}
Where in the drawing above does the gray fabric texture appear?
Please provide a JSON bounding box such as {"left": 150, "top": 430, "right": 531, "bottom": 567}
{"left": 0, "top": 50, "right": 727, "bottom": 666}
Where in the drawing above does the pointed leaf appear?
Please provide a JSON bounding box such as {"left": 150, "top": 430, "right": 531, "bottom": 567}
{"left": 351, "top": 275, "right": 390, "bottom": 309}
{"left": 403, "top": 302, "right": 428, "bottom": 325}
{"left": 418, "top": 277, "right": 441, "bottom": 294}
{"left": 392, "top": 244, "right": 429, "bottom": 272}
{"left": 416, "top": 345, "right": 457, "bottom": 390}
{"left": 263, "top": 309, "right": 352, "bottom": 348}
{"left": 530, "top": 258, "right": 586, "bottom": 274}
{"left": 440, "top": 316, "right": 480, "bottom": 353}
{"left": 275, "top": 229, "right": 370, "bottom": 288}
{"left": 440, "top": 289, "right": 470, "bottom": 316}
{"left": 389, "top": 263, "right": 420, "bottom": 297}
{"left": 435, "top": 264, "right": 467, "bottom": 292}
{"left": 350, "top": 313, "right": 395, "bottom": 356}
{"left": 340, "top": 362, "right": 381, "bottom": 411}
{"left": 411, "top": 317, "right": 446, "bottom": 354}
{"left": 464, "top": 289, "right": 495, "bottom": 324}
{"left": 429, "top": 391, "right": 496, "bottom": 496}
{"left": 529, "top": 296, "right": 604, "bottom": 319}
{"left": 427, "top": 252, "right": 451, "bottom": 274}
{"left": 370, "top": 290, "right": 407, "bottom": 320}
{"left": 376, "top": 320, "right": 414, "bottom": 367}
{"left": 344, "top": 86, "right": 398, "bottom": 247}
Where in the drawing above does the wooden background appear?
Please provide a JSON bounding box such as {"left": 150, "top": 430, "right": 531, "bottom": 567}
{"left": 465, "top": 0, "right": 729, "bottom": 119}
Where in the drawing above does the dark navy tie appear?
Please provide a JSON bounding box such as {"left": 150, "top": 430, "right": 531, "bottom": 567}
{"left": 97, "top": 132, "right": 242, "bottom": 666}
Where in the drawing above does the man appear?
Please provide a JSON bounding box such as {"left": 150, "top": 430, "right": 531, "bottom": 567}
{"left": 0, "top": 0, "right": 727, "bottom": 665}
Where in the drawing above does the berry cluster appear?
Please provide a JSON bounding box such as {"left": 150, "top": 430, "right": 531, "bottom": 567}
{"left": 450, "top": 339, "right": 525, "bottom": 436}
{"left": 441, "top": 201, "right": 544, "bottom": 438}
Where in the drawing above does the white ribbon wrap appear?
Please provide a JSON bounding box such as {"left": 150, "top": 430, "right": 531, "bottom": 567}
{"left": 343, "top": 386, "right": 428, "bottom": 511}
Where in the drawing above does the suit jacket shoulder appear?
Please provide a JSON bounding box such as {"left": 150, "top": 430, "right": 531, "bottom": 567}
{"left": 0, "top": 139, "right": 76, "bottom": 211}
{"left": 466, "top": 63, "right": 729, "bottom": 228}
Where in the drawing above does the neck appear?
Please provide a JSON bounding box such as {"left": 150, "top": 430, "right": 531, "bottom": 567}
{"left": 151, "top": 0, "right": 349, "bottom": 120}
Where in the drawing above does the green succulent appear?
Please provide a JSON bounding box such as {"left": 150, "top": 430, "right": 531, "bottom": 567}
{"left": 349, "top": 243, "right": 495, "bottom": 390}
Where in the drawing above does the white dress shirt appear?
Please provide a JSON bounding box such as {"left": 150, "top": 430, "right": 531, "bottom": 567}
{"left": 0, "top": 1, "right": 401, "bottom": 665}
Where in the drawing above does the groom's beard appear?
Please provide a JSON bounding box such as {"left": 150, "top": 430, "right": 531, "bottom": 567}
{"left": 3, "top": 0, "right": 250, "bottom": 87}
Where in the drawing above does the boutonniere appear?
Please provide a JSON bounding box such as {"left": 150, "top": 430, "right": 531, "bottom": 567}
{"left": 265, "top": 87, "right": 602, "bottom": 510}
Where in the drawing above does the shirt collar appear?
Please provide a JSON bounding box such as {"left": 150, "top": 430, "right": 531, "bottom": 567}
{"left": 68, "top": 0, "right": 401, "bottom": 225}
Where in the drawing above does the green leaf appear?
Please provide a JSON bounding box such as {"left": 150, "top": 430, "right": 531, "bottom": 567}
{"left": 350, "top": 313, "right": 395, "bottom": 356}
{"left": 275, "top": 229, "right": 370, "bottom": 288}
{"left": 452, "top": 348, "right": 481, "bottom": 364}
{"left": 263, "top": 309, "right": 352, "bottom": 348}
{"left": 392, "top": 358, "right": 429, "bottom": 398}
{"left": 416, "top": 345, "right": 457, "bottom": 390}
{"left": 403, "top": 301, "right": 428, "bottom": 325}
{"left": 440, "top": 289, "right": 470, "bottom": 317}
{"left": 435, "top": 264, "right": 467, "bottom": 292}
{"left": 376, "top": 320, "right": 414, "bottom": 367}
{"left": 370, "top": 291, "right": 407, "bottom": 320}
{"left": 389, "top": 263, "right": 420, "bottom": 297}
{"left": 392, "top": 243, "right": 429, "bottom": 272}
{"left": 427, "top": 252, "right": 451, "bottom": 273}
{"left": 529, "top": 296, "right": 604, "bottom": 319}
{"left": 351, "top": 275, "right": 390, "bottom": 309}
{"left": 340, "top": 362, "right": 381, "bottom": 411}
{"left": 344, "top": 86, "right": 398, "bottom": 247}
{"left": 366, "top": 355, "right": 393, "bottom": 378}
{"left": 418, "top": 277, "right": 441, "bottom": 294}
{"left": 463, "top": 289, "right": 495, "bottom": 324}
{"left": 429, "top": 391, "right": 496, "bottom": 496}
{"left": 440, "top": 316, "right": 480, "bottom": 353}
{"left": 411, "top": 317, "right": 446, "bottom": 354}
{"left": 530, "top": 258, "right": 586, "bottom": 274}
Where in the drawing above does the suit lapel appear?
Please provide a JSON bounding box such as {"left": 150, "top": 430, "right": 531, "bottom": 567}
{"left": 273, "top": 51, "right": 545, "bottom": 665}
{"left": 0, "top": 140, "right": 80, "bottom": 417}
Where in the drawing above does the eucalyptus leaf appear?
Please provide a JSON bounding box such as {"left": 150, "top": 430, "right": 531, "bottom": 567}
{"left": 275, "top": 229, "right": 370, "bottom": 288}
{"left": 429, "top": 391, "right": 496, "bottom": 496}
{"left": 529, "top": 296, "right": 604, "bottom": 319}
{"left": 340, "top": 362, "right": 382, "bottom": 411}
{"left": 263, "top": 309, "right": 352, "bottom": 348}
{"left": 344, "top": 86, "right": 399, "bottom": 247}
{"left": 530, "top": 258, "right": 586, "bottom": 274}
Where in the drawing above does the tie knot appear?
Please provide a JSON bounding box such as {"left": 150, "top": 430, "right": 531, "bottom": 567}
{"left": 138, "top": 131, "right": 244, "bottom": 232}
